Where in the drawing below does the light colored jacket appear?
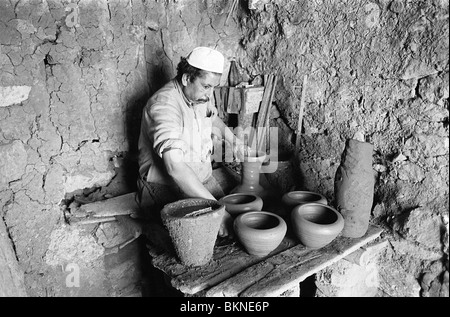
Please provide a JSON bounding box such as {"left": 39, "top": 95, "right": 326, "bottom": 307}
{"left": 138, "top": 79, "right": 213, "bottom": 185}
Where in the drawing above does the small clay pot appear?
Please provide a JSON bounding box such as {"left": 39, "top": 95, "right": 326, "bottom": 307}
{"left": 219, "top": 193, "right": 263, "bottom": 216}
{"left": 281, "top": 191, "right": 327, "bottom": 217}
{"left": 234, "top": 211, "right": 287, "bottom": 257}
{"left": 291, "top": 203, "right": 344, "bottom": 249}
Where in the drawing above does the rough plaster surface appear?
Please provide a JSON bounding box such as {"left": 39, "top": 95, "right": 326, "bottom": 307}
{"left": 0, "top": 0, "right": 149, "bottom": 296}
{"left": 0, "top": 0, "right": 241, "bottom": 296}
{"left": 44, "top": 224, "right": 104, "bottom": 266}
{"left": 237, "top": 0, "right": 449, "bottom": 296}
{"left": 0, "top": 140, "right": 28, "bottom": 184}
{"left": 0, "top": 0, "right": 448, "bottom": 296}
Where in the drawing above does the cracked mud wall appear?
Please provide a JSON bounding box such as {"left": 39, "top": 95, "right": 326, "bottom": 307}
{"left": 0, "top": 0, "right": 150, "bottom": 296}
{"left": 0, "top": 0, "right": 242, "bottom": 296}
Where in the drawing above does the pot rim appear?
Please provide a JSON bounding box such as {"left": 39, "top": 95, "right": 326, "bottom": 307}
{"left": 283, "top": 190, "right": 326, "bottom": 200}
{"left": 220, "top": 193, "right": 261, "bottom": 204}
{"left": 291, "top": 202, "right": 343, "bottom": 228}
{"left": 243, "top": 150, "right": 267, "bottom": 163}
{"left": 235, "top": 211, "right": 287, "bottom": 234}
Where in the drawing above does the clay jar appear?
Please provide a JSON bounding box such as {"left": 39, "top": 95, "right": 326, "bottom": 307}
{"left": 234, "top": 211, "right": 287, "bottom": 257}
{"left": 334, "top": 139, "right": 374, "bottom": 238}
{"left": 291, "top": 203, "right": 344, "bottom": 249}
{"left": 160, "top": 198, "right": 225, "bottom": 266}
{"left": 230, "top": 150, "right": 267, "bottom": 198}
{"left": 219, "top": 193, "right": 263, "bottom": 216}
{"left": 281, "top": 191, "right": 327, "bottom": 217}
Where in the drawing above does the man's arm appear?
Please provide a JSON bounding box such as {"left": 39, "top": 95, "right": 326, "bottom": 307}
{"left": 162, "top": 149, "right": 216, "bottom": 200}
{"left": 162, "top": 148, "right": 233, "bottom": 237}
{"left": 212, "top": 115, "right": 249, "bottom": 160}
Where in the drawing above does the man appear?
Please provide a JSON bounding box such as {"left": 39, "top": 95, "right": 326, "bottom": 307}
{"left": 137, "top": 47, "right": 246, "bottom": 237}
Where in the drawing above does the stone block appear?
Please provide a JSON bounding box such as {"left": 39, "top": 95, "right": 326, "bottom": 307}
{"left": 0, "top": 86, "right": 31, "bottom": 107}
{"left": 64, "top": 168, "right": 116, "bottom": 194}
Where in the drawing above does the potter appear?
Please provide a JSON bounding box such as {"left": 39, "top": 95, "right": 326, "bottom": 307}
{"left": 136, "top": 47, "right": 249, "bottom": 237}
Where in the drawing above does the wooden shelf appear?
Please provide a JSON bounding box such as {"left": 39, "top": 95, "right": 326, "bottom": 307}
{"left": 148, "top": 224, "right": 383, "bottom": 297}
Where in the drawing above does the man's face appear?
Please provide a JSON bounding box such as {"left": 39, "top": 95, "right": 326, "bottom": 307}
{"left": 182, "top": 71, "right": 221, "bottom": 105}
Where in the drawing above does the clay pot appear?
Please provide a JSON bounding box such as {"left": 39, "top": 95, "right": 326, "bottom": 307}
{"left": 291, "top": 203, "right": 344, "bottom": 249}
{"left": 264, "top": 159, "right": 295, "bottom": 195}
{"left": 281, "top": 191, "right": 327, "bottom": 217}
{"left": 234, "top": 211, "right": 287, "bottom": 257}
{"left": 231, "top": 150, "right": 267, "bottom": 198}
{"left": 334, "top": 139, "right": 374, "bottom": 238}
{"left": 160, "top": 198, "right": 225, "bottom": 266}
{"left": 218, "top": 193, "right": 263, "bottom": 216}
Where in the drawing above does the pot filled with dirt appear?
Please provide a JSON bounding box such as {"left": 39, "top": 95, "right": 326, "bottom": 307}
{"left": 160, "top": 198, "right": 225, "bottom": 266}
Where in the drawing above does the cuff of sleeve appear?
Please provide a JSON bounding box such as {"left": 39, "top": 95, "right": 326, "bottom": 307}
{"left": 156, "top": 139, "right": 187, "bottom": 157}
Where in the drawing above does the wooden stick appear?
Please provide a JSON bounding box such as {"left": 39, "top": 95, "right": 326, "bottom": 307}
{"left": 258, "top": 75, "right": 278, "bottom": 153}
{"left": 295, "top": 75, "right": 308, "bottom": 149}
{"left": 70, "top": 216, "right": 116, "bottom": 225}
{"left": 184, "top": 207, "right": 213, "bottom": 218}
{"left": 249, "top": 74, "right": 275, "bottom": 149}
{"left": 225, "top": 0, "right": 238, "bottom": 26}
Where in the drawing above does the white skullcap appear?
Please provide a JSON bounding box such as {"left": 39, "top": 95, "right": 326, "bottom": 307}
{"left": 186, "top": 47, "right": 225, "bottom": 74}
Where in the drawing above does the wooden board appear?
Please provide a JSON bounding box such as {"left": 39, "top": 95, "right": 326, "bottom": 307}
{"left": 206, "top": 225, "right": 383, "bottom": 297}
{"left": 149, "top": 224, "right": 382, "bottom": 297}
{"left": 79, "top": 192, "right": 140, "bottom": 217}
{"left": 213, "top": 86, "right": 264, "bottom": 114}
{"left": 148, "top": 235, "right": 297, "bottom": 295}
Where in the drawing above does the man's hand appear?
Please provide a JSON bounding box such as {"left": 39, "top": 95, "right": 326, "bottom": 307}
{"left": 207, "top": 104, "right": 218, "bottom": 118}
{"left": 218, "top": 210, "right": 233, "bottom": 237}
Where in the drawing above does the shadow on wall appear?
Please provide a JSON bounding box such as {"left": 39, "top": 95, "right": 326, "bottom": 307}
{"left": 117, "top": 91, "right": 148, "bottom": 195}
{"left": 122, "top": 61, "right": 172, "bottom": 190}
{"left": 147, "top": 62, "right": 173, "bottom": 96}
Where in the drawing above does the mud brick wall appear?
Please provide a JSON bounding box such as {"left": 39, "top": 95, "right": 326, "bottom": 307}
{"left": 0, "top": 0, "right": 448, "bottom": 297}
{"left": 0, "top": 0, "right": 149, "bottom": 296}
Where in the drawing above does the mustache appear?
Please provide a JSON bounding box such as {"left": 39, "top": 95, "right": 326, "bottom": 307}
{"left": 196, "top": 97, "right": 210, "bottom": 103}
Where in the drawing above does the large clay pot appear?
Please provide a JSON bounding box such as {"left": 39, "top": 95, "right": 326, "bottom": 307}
{"left": 291, "top": 203, "right": 344, "bottom": 249}
{"left": 334, "top": 139, "right": 374, "bottom": 238}
{"left": 263, "top": 154, "right": 296, "bottom": 195}
{"left": 218, "top": 193, "right": 263, "bottom": 216}
{"left": 281, "top": 190, "right": 327, "bottom": 217}
{"left": 160, "top": 198, "right": 225, "bottom": 266}
{"left": 234, "top": 211, "right": 287, "bottom": 257}
{"left": 230, "top": 150, "right": 267, "bottom": 198}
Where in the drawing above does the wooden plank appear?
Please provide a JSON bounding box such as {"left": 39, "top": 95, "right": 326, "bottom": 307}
{"left": 205, "top": 261, "right": 274, "bottom": 297}
{"left": 248, "top": 75, "right": 275, "bottom": 148}
{"left": 295, "top": 74, "right": 308, "bottom": 149}
{"left": 206, "top": 224, "right": 383, "bottom": 297}
{"left": 150, "top": 236, "right": 296, "bottom": 295}
{"left": 78, "top": 192, "right": 140, "bottom": 217}
{"left": 240, "top": 225, "right": 383, "bottom": 297}
{"left": 257, "top": 75, "right": 277, "bottom": 153}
